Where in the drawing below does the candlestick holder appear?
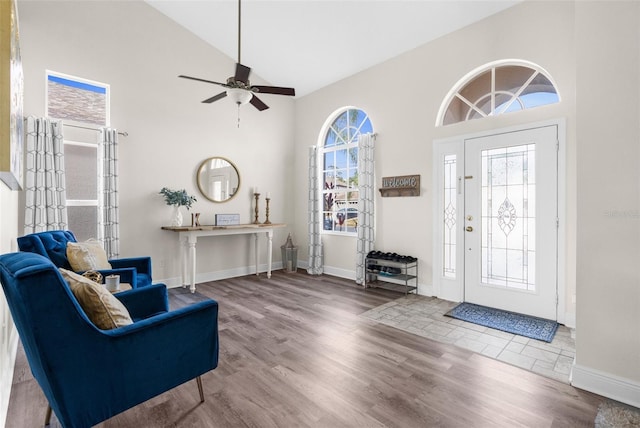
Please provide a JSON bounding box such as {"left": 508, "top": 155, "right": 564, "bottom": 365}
{"left": 264, "top": 198, "right": 272, "bottom": 224}
{"left": 253, "top": 193, "right": 261, "bottom": 224}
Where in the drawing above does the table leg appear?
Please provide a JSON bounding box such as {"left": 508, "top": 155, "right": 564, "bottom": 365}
{"left": 180, "top": 235, "right": 188, "bottom": 288}
{"left": 267, "top": 230, "right": 273, "bottom": 278}
{"left": 187, "top": 235, "right": 197, "bottom": 293}
{"left": 254, "top": 233, "right": 259, "bottom": 276}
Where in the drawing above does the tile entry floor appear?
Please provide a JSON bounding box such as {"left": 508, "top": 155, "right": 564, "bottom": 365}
{"left": 361, "top": 295, "right": 575, "bottom": 383}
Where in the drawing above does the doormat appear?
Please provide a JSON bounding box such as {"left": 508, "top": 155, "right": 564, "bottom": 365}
{"left": 445, "top": 302, "right": 559, "bottom": 342}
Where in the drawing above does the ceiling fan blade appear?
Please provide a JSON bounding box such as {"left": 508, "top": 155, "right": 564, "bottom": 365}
{"left": 252, "top": 85, "right": 296, "bottom": 96}
{"left": 202, "top": 92, "right": 227, "bottom": 104}
{"left": 250, "top": 94, "right": 269, "bottom": 111}
{"left": 179, "top": 75, "right": 228, "bottom": 87}
{"left": 234, "top": 63, "right": 251, "bottom": 84}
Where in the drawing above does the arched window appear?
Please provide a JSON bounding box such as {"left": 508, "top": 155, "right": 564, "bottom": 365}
{"left": 320, "top": 107, "right": 373, "bottom": 234}
{"left": 437, "top": 60, "right": 559, "bottom": 126}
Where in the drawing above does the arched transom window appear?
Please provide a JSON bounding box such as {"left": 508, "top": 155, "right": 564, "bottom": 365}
{"left": 437, "top": 60, "right": 559, "bottom": 126}
{"left": 320, "top": 107, "right": 373, "bottom": 234}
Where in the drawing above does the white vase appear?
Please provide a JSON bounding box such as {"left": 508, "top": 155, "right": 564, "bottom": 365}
{"left": 171, "top": 206, "right": 183, "bottom": 227}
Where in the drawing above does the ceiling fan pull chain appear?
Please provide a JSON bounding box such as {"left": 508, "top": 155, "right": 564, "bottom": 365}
{"left": 237, "top": 103, "right": 241, "bottom": 128}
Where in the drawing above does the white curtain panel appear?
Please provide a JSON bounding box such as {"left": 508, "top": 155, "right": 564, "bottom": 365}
{"left": 307, "top": 146, "right": 323, "bottom": 275}
{"left": 355, "top": 133, "right": 376, "bottom": 285}
{"left": 100, "top": 128, "right": 120, "bottom": 259}
{"left": 23, "top": 116, "right": 68, "bottom": 234}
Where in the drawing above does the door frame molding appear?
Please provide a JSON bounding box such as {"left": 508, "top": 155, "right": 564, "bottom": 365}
{"left": 432, "top": 118, "right": 567, "bottom": 324}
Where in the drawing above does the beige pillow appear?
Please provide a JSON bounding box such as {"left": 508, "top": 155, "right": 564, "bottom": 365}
{"left": 66, "top": 240, "right": 112, "bottom": 271}
{"left": 59, "top": 268, "right": 133, "bottom": 330}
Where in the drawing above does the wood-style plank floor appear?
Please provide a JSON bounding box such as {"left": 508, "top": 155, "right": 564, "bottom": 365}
{"left": 6, "top": 270, "right": 603, "bottom": 427}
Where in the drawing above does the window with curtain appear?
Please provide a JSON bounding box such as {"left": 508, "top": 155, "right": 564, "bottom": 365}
{"left": 320, "top": 108, "right": 373, "bottom": 235}
{"left": 46, "top": 71, "right": 110, "bottom": 241}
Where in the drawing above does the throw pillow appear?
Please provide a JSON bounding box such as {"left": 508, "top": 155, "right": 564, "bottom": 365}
{"left": 59, "top": 268, "right": 133, "bottom": 330}
{"left": 66, "top": 239, "right": 112, "bottom": 271}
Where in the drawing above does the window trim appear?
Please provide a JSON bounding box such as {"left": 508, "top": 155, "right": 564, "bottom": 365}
{"left": 63, "top": 134, "right": 103, "bottom": 240}
{"left": 436, "top": 59, "right": 560, "bottom": 127}
{"left": 45, "top": 70, "right": 111, "bottom": 126}
{"left": 317, "top": 106, "right": 372, "bottom": 237}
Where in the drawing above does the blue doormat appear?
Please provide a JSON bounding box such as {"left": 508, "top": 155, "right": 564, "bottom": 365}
{"left": 445, "top": 302, "right": 559, "bottom": 342}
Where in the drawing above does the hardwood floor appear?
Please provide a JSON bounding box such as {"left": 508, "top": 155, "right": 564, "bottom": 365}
{"left": 6, "top": 270, "right": 603, "bottom": 427}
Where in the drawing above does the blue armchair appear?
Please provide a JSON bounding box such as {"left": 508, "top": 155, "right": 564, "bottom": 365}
{"left": 0, "top": 252, "right": 219, "bottom": 428}
{"left": 17, "top": 230, "right": 152, "bottom": 288}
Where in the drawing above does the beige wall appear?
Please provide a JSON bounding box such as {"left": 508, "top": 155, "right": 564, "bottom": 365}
{"left": 294, "top": 0, "right": 577, "bottom": 313}
{"left": 574, "top": 0, "right": 640, "bottom": 396}
{"left": 0, "top": 186, "right": 19, "bottom": 428}
{"left": 18, "top": 1, "right": 295, "bottom": 284}
{"left": 4, "top": 0, "right": 639, "bottom": 410}
{"left": 294, "top": 0, "right": 639, "bottom": 404}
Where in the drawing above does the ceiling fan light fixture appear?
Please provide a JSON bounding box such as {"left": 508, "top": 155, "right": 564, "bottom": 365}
{"left": 226, "top": 88, "right": 252, "bottom": 105}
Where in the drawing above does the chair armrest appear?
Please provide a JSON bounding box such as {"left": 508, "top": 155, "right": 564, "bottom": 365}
{"left": 104, "top": 300, "right": 219, "bottom": 375}
{"left": 107, "top": 299, "right": 217, "bottom": 338}
{"left": 115, "top": 283, "right": 168, "bottom": 320}
{"left": 93, "top": 267, "right": 137, "bottom": 287}
{"left": 109, "top": 257, "right": 152, "bottom": 275}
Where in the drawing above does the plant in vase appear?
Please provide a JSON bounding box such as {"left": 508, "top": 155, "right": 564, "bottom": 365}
{"left": 159, "top": 187, "right": 197, "bottom": 227}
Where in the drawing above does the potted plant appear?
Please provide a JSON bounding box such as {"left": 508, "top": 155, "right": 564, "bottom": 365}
{"left": 159, "top": 187, "right": 197, "bottom": 226}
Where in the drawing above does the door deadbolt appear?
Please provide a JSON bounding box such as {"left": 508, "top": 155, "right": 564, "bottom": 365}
{"left": 466, "top": 226, "right": 473, "bottom": 232}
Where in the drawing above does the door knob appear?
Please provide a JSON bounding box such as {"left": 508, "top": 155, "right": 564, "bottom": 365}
{"left": 466, "top": 226, "right": 473, "bottom": 232}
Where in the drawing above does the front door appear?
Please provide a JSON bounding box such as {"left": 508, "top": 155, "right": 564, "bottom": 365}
{"left": 463, "top": 126, "right": 558, "bottom": 320}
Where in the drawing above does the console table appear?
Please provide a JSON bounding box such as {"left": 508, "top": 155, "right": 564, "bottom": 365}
{"left": 161, "top": 223, "right": 285, "bottom": 293}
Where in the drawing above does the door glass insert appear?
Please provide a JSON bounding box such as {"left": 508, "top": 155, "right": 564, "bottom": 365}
{"left": 481, "top": 144, "right": 535, "bottom": 290}
{"left": 443, "top": 154, "right": 457, "bottom": 278}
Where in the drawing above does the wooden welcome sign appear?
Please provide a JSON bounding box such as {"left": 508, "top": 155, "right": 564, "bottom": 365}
{"left": 379, "top": 174, "right": 420, "bottom": 197}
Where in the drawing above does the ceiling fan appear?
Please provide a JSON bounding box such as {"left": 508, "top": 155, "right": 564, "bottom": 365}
{"left": 178, "top": 0, "right": 295, "bottom": 112}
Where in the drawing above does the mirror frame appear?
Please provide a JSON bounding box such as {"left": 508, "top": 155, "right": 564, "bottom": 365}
{"left": 196, "top": 156, "right": 241, "bottom": 203}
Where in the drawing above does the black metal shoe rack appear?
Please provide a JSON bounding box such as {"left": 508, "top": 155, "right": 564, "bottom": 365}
{"left": 364, "top": 251, "right": 418, "bottom": 295}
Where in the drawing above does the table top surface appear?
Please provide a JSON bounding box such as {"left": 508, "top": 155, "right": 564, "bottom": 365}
{"left": 161, "top": 223, "right": 285, "bottom": 232}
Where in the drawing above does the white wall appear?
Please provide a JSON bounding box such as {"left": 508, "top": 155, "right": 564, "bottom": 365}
{"left": 294, "top": 0, "right": 577, "bottom": 311}
{"left": 18, "top": 1, "right": 295, "bottom": 284}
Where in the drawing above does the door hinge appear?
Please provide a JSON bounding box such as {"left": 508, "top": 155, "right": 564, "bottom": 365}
{"left": 556, "top": 218, "right": 560, "bottom": 228}
{"left": 556, "top": 140, "right": 560, "bottom": 152}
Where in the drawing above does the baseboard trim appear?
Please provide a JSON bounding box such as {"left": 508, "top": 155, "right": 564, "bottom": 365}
{"left": 571, "top": 363, "right": 640, "bottom": 408}
{"left": 160, "top": 262, "right": 284, "bottom": 288}
{"left": 322, "top": 266, "right": 356, "bottom": 280}
{"left": 160, "top": 262, "right": 436, "bottom": 298}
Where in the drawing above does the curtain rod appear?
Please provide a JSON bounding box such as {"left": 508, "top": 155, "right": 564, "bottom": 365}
{"left": 62, "top": 122, "right": 128, "bottom": 137}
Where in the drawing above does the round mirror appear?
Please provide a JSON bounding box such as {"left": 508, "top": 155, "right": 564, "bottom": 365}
{"left": 196, "top": 157, "right": 240, "bottom": 203}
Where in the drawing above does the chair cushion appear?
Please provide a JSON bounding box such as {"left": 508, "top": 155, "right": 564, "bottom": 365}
{"left": 59, "top": 268, "right": 133, "bottom": 330}
{"left": 66, "top": 240, "right": 112, "bottom": 271}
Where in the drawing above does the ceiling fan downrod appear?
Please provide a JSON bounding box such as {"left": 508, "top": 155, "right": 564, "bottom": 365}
{"left": 237, "top": 0, "right": 242, "bottom": 64}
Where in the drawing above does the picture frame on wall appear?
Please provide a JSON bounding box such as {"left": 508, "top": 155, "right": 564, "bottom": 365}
{"left": 0, "top": 0, "right": 24, "bottom": 190}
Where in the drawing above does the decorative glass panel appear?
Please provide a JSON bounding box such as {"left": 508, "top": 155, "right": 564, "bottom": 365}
{"left": 481, "top": 144, "right": 535, "bottom": 290}
{"left": 443, "top": 154, "right": 456, "bottom": 278}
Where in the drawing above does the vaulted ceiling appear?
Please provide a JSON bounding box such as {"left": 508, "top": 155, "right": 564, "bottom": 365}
{"left": 147, "top": 1, "right": 521, "bottom": 97}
